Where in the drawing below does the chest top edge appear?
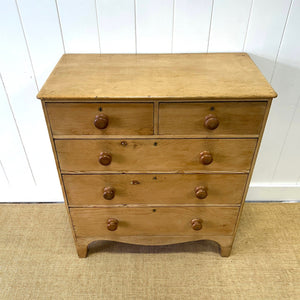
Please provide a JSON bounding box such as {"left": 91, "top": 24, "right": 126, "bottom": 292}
{"left": 36, "top": 53, "right": 277, "bottom": 101}
{"left": 39, "top": 97, "right": 274, "bottom": 103}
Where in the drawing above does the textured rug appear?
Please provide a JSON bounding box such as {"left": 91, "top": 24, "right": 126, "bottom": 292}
{"left": 0, "top": 203, "right": 299, "bottom": 300}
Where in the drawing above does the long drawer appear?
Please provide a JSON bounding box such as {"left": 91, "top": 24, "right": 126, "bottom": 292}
{"left": 56, "top": 138, "right": 257, "bottom": 172}
{"left": 46, "top": 103, "right": 154, "bottom": 135}
{"left": 70, "top": 207, "right": 239, "bottom": 237}
{"left": 64, "top": 174, "right": 247, "bottom": 205}
{"left": 159, "top": 102, "right": 267, "bottom": 135}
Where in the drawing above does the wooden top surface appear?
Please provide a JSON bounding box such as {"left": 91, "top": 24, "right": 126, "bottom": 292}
{"left": 37, "top": 53, "right": 277, "bottom": 100}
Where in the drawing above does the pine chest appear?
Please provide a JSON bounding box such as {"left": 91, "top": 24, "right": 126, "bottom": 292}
{"left": 37, "top": 53, "right": 277, "bottom": 257}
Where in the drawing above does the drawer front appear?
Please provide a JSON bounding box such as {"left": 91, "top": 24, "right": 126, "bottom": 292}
{"left": 56, "top": 138, "right": 256, "bottom": 172}
{"left": 159, "top": 102, "right": 267, "bottom": 135}
{"left": 70, "top": 207, "right": 239, "bottom": 237}
{"left": 46, "top": 103, "right": 153, "bottom": 135}
{"left": 64, "top": 174, "right": 247, "bottom": 205}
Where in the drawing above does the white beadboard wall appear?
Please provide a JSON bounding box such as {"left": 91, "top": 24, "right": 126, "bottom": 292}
{"left": 0, "top": 0, "right": 299, "bottom": 202}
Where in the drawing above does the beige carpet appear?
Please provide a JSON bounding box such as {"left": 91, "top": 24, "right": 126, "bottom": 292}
{"left": 0, "top": 203, "right": 299, "bottom": 300}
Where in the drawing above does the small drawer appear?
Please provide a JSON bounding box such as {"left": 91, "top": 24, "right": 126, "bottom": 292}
{"left": 46, "top": 103, "right": 153, "bottom": 135}
{"left": 70, "top": 207, "right": 239, "bottom": 237}
{"left": 159, "top": 102, "right": 267, "bottom": 135}
{"left": 64, "top": 174, "right": 247, "bottom": 206}
{"left": 56, "top": 138, "right": 257, "bottom": 173}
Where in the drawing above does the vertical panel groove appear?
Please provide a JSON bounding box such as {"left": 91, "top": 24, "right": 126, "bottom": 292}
{"left": 97, "top": 0, "right": 135, "bottom": 53}
{"left": 206, "top": 0, "right": 214, "bottom": 52}
{"left": 171, "top": 0, "right": 176, "bottom": 53}
{"left": 95, "top": 0, "right": 102, "bottom": 53}
{"left": 270, "top": 0, "right": 294, "bottom": 83}
{"left": 15, "top": 0, "right": 39, "bottom": 91}
{"left": 54, "top": 0, "right": 66, "bottom": 53}
{"left": 0, "top": 160, "right": 9, "bottom": 184}
{"left": 135, "top": 0, "right": 173, "bottom": 53}
{"left": 134, "top": 0, "right": 137, "bottom": 53}
{"left": 242, "top": 0, "right": 254, "bottom": 51}
{"left": 0, "top": 73, "right": 36, "bottom": 185}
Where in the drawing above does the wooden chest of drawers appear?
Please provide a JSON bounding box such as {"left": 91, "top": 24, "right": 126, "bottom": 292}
{"left": 37, "top": 53, "right": 276, "bottom": 257}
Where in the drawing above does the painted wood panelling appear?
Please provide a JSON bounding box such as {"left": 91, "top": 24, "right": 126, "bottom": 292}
{"left": 56, "top": 0, "right": 100, "bottom": 53}
{"left": 97, "top": 0, "right": 136, "bottom": 53}
{"left": 172, "top": 0, "right": 213, "bottom": 53}
{"left": 0, "top": 161, "right": 9, "bottom": 186}
{"left": 16, "top": 0, "right": 64, "bottom": 88}
{"left": 249, "top": 0, "right": 297, "bottom": 185}
{"left": 270, "top": 0, "right": 300, "bottom": 184}
{"left": 0, "top": 73, "right": 34, "bottom": 187}
{"left": 0, "top": 0, "right": 299, "bottom": 202}
{"left": 0, "top": 0, "right": 62, "bottom": 202}
{"left": 247, "top": 185, "right": 300, "bottom": 201}
{"left": 272, "top": 97, "right": 300, "bottom": 183}
{"left": 136, "top": 0, "right": 173, "bottom": 53}
{"left": 244, "top": 0, "right": 292, "bottom": 80}
{"left": 208, "top": 0, "right": 253, "bottom": 52}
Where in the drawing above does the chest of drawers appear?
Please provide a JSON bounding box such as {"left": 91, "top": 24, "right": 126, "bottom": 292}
{"left": 37, "top": 53, "right": 276, "bottom": 257}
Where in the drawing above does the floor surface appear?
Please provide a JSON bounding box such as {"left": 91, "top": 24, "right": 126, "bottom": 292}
{"left": 0, "top": 203, "right": 299, "bottom": 300}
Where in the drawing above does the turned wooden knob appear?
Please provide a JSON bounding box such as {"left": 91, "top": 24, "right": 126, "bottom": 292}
{"left": 94, "top": 113, "right": 109, "bottom": 129}
{"left": 199, "top": 151, "right": 213, "bottom": 165}
{"left": 107, "top": 218, "right": 118, "bottom": 231}
{"left": 191, "top": 218, "right": 202, "bottom": 231}
{"left": 195, "top": 186, "right": 208, "bottom": 199}
{"left": 99, "top": 152, "right": 112, "bottom": 166}
{"left": 204, "top": 114, "right": 219, "bottom": 130}
{"left": 103, "top": 187, "right": 115, "bottom": 200}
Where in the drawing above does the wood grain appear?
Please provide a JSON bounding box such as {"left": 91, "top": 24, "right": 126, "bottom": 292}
{"left": 75, "top": 234, "right": 234, "bottom": 257}
{"left": 63, "top": 173, "right": 248, "bottom": 206}
{"left": 232, "top": 99, "right": 272, "bottom": 238}
{"left": 53, "top": 134, "right": 260, "bottom": 139}
{"left": 70, "top": 206, "right": 239, "bottom": 237}
{"left": 76, "top": 234, "right": 234, "bottom": 248}
{"left": 41, "top": 101, "right": 77, "bottom": 243}
{"left": 36, "top": 53, "right": 276, "bottom": 258}
{"left": 159, "top": 102, "right": 267, "bottom": 135}
{"left": 45, "top": 98, "right": 271, "bottom": 103}
{"left": 75, "top": 233, "right": 234, "bottom": 257}
{"left": 37, "top": 53, "right": 277, "bottom": 100}
{"left": 46, "top": 103, "right": 153, "bottom": 135}
{"left": 55, "top": 138, "right": 257, "bottom": 173}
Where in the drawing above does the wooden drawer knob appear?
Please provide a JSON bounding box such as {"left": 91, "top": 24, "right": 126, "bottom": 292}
{"left": 103, "top": 187, "right": 115, "bottom": 200}
{"left": 99, "top": 152, "right": 112, "bottom": 165}
{"left": 94, "top": 113, "right": 109, "bottom": 129}
{"left": 199, "top": 151, "right": 213, "bottom": 165}
{"left": 195, "top": 186, "right": 208, "bottom": 199}
{"left": 204, "top": 114, "right": 219, "bottom": 130}
{"left": 191, "top": 218, "right": 202, "bottom": 231}
{"left": 107, "top": 218, "right": 119, "bottom": 231}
